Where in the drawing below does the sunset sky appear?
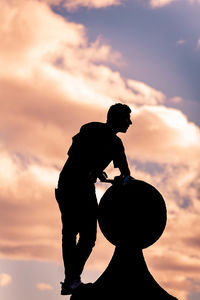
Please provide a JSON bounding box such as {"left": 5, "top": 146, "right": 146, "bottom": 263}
{"left": 0, "top": 0, "right": 200, "bottom": 300}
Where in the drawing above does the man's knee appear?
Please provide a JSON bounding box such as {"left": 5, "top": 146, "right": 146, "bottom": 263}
{"left": 88, "top": 238, "right": 96, "bottom": 249}
{"left": 78, "top": 235, "right": 96, "bottom": 251}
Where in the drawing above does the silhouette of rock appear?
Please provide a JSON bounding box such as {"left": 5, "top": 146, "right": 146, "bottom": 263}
{"left": 71, "top": 179, "right": 178, "bottom": 300}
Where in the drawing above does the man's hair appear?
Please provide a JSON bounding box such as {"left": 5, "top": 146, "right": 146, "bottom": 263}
{"left": 107, "top": 103, "right": 131, "bottom": 125}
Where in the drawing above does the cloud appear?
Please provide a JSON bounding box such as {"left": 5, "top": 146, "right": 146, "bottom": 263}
{"left": 59, "top": 0, "right": 122, "bottom": 11}
{"left": 0, "top": 0, "right": 168, "bottom": 167}
{"left": 127, "top": 80, "right": 166, "bottom": 105}
{"left": 176, "top": 39, "right": 186, "bottom": 46}
{"left": 0, "top": 147, "right": 64, "bottom": 262}
{"left": 0, "top": 273, "right": 12, "bottom": 287}
{"left": 38, "top": 0, "right": 121, "bottom": 10}
{"left": 0, "top": 1, "right": 200, "bottom": 300}
{"left": 123, "top": 105, "right": 200, "bottom": 164}
{"left": 170, "top": 97, "right": 182, "bottom": 103}
{"left": 149, "top": 0, "right": 175, "bottom": 8}
{"left": 196, "top": 39, "right": 200, "bottom": 50}
{"left": 149, "top": 0, "right": 200, "bottom": 8}
{"left": 37, "top": 282, "right": 53, "bottom": 290}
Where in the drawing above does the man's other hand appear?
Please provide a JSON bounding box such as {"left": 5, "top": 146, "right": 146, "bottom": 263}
{"left": 98, "top": 172, "right": 108, "bottom": 182}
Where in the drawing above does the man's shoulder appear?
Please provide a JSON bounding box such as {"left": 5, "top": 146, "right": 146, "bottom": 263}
{"left": 80, "top": 122, "right": 108, "bottom": 135}
{"left": 81, "top": 122, "right": 105, "bottom": 130}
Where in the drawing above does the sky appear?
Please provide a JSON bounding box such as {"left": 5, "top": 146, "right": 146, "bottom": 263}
{"left": 0, "top": 0, "right": 200, "bottom": 300}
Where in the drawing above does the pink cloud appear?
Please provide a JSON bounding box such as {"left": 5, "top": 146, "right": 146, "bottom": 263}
{"left": 0, "top": 1, "right": 200, "bottom": 299}
{"left": 176, "top": 40, "right": 186, "bottom": 46}
{"left": 37, "top": 282, "right": 53, "bottom": 291}
{"left": 123, "top": 105, "right": 200, "bottom": 165}
{"left": 0, "top": 273, "right": 12, "bottom": 287}
{"left": 62, "top": 0, "right": 122, "bottom": 11}
{"left": 41, "top": 0, "right": 122, "bottom": 10}
{"left": 149, "top": 0, "right": 175, "bottom": 8}
{"left": 170, "top": 97, "right": 183, "bottom": 103}
{"left": 149, "top": 0, "right": 200, "bottom": 8}
{"left": 196, "top": 39, "right": 200, "bottom": 50}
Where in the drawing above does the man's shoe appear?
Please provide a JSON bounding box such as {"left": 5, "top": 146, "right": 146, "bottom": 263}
{"left": 60, "top": 278, "right": 82, "bottom": 295}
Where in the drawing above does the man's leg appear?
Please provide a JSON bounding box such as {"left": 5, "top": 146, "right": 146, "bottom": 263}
{"left": 61, "top": 218, "right": 78, "bottom": 282}
{"left": 73, "top": 184, "right": 98, "bottom": 278}
{"left": 55, "top": 188, "right": 81, "bottom": 294}
{"left": 74, "top": 216, "right": 97, "bottom": 277}
{"left": 55, "top": 185, "right": 98, "bottom": 294}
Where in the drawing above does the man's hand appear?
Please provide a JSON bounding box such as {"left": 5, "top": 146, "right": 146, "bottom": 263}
{"left": 97, "top": 171, "right": 108, "bottom": 182}
{"left": 114, "top": 175, "right": 135, "bottom": 185}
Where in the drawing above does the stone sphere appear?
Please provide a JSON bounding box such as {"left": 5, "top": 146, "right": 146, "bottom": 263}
{"left": 98, "top": 180, "right": 167, "bottom": 248}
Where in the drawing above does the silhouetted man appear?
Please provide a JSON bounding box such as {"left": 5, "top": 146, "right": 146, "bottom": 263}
{"left": 55, "top": 103, "right": 132, "bottom": 295}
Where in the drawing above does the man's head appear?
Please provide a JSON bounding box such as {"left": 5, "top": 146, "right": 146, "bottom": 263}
{"left": 107, "top": 103, "right": 132, "bottom": 133}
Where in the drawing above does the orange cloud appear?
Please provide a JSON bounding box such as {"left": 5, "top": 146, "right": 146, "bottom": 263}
{"left": 149, "top": 0, "right": 175, "bottom": 8}
{"left": 122, "top": 105, "right": 200, "bottom": 165}
{"left": 62, "top": 0, "right": 121, "bottom": 11}
{"left": 149, "top": 0, "right": 200, "bottom": 8}
{"left": 1, "top": 1, "right": 200, "bottom": 299}
{"left": 127, "top": 79, "right": 165, "bottom": 105}
{"left": 0, "top": 273, "right": 12, "bottom": 287}
{"left": 41, "top": 0, "right": 121, "bottom": 10}
{"left": 37, "top": 282, "right": 53, "bottom": 290}
{"left": 0, "top": 0, "right": 165, "bottom": 112}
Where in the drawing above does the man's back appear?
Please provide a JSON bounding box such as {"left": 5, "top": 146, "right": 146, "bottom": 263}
{"left": 58, "top": 122, "right": 127, "bottom": 187}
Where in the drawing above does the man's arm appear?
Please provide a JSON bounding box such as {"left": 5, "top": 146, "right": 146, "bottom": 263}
{"left": 118, "top": 157, "right": 130, "bottom": 177}
{"left": 113, "top": 138, "right": 130, "bottom": 176}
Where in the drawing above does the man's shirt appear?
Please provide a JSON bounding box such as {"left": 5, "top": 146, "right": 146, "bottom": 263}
{"left": 58, "top": 122, "right": 129, "bottom": 187}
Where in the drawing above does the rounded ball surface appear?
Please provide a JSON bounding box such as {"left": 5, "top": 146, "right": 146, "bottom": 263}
{"left": 98, "top": 180, "right": 167, "bottom": 248}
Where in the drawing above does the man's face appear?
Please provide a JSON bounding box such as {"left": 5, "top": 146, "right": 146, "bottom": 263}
{"left": 118, "top": 113, "right": 132, "bottom": 133}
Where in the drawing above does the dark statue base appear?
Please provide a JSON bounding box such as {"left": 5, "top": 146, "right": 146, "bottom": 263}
{"left": 71, "top": 246, "right": 177, "bottom": 300}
